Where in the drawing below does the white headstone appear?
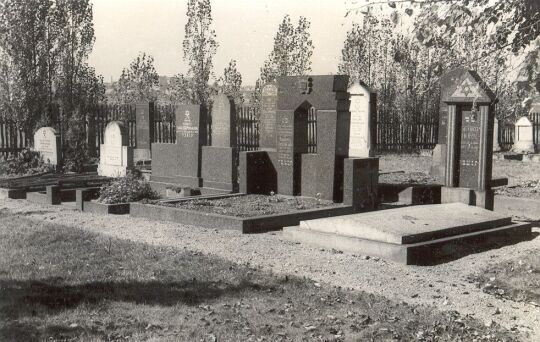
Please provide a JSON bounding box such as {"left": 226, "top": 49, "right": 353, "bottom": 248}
{"left": 33, "top": 127, "right": 61, "bottom": 165}
{"left": 98, "top": 121, "right": 133, "bottom": 177}
{"left": 347, "top": 81, "right": 374, "bottom": 158}
{"left": 512, "top": 116, "right": 535, "bottom": 154}
{"left": 493, "top": 118, "right": 501, "bottom": 152}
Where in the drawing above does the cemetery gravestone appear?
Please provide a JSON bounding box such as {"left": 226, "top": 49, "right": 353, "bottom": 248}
{"left": 259, "top": 83, "right": 278, "bottom": 150}
{"left": 440, "top": 68, "right": 497, "bottom": 209}
{"left": 202, "top": 94, "right": 238, "bottom": 191}
{"left": 493, "top": 117, "right": 501, "bottom": 152}
{"left": 34, "top": 127, "right": 61, "bottom": 166}
{"left": 512, "top": 116, "right": 535, "bottom": 154}
{"left": 151, "top": 104, "right": 207, "bottom": 188}
{"left": 98, "top": 121, "right": 133, "bottom": 177}
{"left": 348, "top": 81, "right": 374, "bottom": 158}
{"left": 134, "top": 102, "right": 154, "bottom": 162}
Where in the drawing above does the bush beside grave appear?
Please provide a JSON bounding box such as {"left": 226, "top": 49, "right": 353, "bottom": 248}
{"left": 0, "top": 148, "right": 55, "bottom": 176}
{"left": 97, "top": 174, "right": 159, "bottom": 204}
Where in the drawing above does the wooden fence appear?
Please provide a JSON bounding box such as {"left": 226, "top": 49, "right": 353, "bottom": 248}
{"left": 0, "top": 120, "right": 28, "bottom": 157}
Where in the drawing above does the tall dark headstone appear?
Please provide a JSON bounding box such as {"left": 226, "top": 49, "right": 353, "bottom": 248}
{"left": 260, "top": 83, "right": 278, "bottom": 150}
{"left": 276, "top": 104, "right": 309, "bottom": 196}
{"left": 151, "top": 104, "right": 207, "bottom": 187}
{"left": 440, "top": 68, "right": 497, "bottom": 210}
{"left": 134, "top": 102, "right": 154, "bottom": 162}
{"left": 202, "top": 94, "right": 238, "bottom": 191}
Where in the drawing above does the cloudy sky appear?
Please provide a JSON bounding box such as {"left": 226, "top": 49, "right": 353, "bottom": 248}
{"left": 88, "top": 0, "right": 359, "bottom": 85}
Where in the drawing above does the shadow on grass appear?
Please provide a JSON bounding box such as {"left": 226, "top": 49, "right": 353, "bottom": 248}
{"left": 0, "top": 278, "right": 268, "bottom": 320}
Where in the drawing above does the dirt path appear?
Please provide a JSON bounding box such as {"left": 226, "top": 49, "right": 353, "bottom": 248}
{"left": 2, "top": 198, "right": 539, "bottom": 341}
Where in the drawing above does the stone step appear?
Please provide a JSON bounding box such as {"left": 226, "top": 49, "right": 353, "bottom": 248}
{"left": 298, "top": 203, "right": 512, "bottom": 244}
{"left": 283, "top": 221, "right": 532, "bottom": 265}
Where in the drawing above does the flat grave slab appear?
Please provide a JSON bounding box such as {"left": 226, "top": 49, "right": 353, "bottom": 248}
{"left": 284, "top": 203, "right": 532, "bottom": 265}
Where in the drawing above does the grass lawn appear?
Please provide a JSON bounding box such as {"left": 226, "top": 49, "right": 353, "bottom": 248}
{"left": 0, "top": 209, "right": 520, "bottom": 341}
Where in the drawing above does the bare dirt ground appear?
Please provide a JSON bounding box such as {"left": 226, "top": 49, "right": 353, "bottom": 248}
{"left": 379, "top": 154, "right": 540, "bottom": 199}
{"left": 1, "top": 197, "right": 539, "bottom": 341}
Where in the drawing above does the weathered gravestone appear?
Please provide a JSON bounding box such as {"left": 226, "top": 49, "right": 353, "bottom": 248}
{"left": 201, "top": 94, "right": 238, "bottom": 191}
{"left": 348, "top": 81, "right": 374, "bottom": 158}
{"left": 151, "top": 104, "right": 207, "bottom": 187}
{"left": 98, "top": 121, "right": 133, "bottom": 177}
{"left": 134, "top": 102, "right": 154, "bottom": 162}
{"left": 493, "top": 117, "right": 501, "bottom": 152}
{"left": 259, "top": 83, "right": 278, "bottom": 150}
{"left": 34, "top": 127, "right": 61, "bottom": 166}
{"left": 439, "top": 68, "right": 497, "bottom": 210}
{"left": 512, "top": 116, "right": 535, "bottom": 154}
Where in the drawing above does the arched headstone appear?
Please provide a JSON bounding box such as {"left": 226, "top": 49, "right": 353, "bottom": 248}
{"left": 98, "top": 121, "right": 133, "bottom": 177}
{"left": 512, "top": 116, "right": 535, "bottom": 154}
{"left": 34, "top": 127, "right": 61, "bottom": 166}
{"left": 347, "top": 81, "right": 374, "bottom": 158}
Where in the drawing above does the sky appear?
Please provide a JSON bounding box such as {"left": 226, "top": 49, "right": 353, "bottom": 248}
{"left": 87, "top": 0, "right": 357, "bottom": 85}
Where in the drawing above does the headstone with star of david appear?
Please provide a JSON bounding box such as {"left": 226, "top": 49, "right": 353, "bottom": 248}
{"left": 439, "top": 68, "right": 497, "bottom": 210}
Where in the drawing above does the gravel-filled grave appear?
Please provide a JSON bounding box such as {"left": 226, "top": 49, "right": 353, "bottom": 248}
{"left": 156, "top": 194, "right": 340, "bottom": 218}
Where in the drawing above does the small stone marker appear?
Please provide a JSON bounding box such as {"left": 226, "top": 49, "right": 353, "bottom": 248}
{"left": 512, "top": 116, "right": 535, "bottom": 154}
{"left": 34, "top": 127, "right": 61, "bottom": 166}
{"left": 259, "top": 83, "right": 278, "bottom": 149}
{"left": 493, "top": 117, "right": 501, "bottom": 152}
{"left": 347, "top": 81, "right": 374, "bottom": 158}
{"left": 98, "top": 121, "right": 133, "bottom": 177}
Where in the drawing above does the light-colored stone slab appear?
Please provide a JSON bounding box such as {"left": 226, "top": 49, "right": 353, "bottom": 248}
{"left": 98, "top": 121, "right": 133, "bottom": 177}
{"left": 299, "top": 203, "right": 511, "bottom": 244}
{"left": 34, "top": 127, "right": 61, "bottom": 165}
{"left": 347, "top": 81, "right": 373, "bottom": 158}
{"left": 512, "top": 116, "right": 535, "bottom": 154}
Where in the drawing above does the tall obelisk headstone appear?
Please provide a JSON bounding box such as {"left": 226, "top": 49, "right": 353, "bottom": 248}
{"left": 259, "top": 83, "right": 278, "bottom": 150}
{"left": 202, "top": 94, "right": 238, "bottom": 191}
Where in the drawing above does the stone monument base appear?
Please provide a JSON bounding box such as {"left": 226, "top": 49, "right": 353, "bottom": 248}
{"left": 133, "top": 148, "right": 151, "bottom": 163}
{"left": 201, "top": 146, "right": 238, "bottom": 191}
{"left": 343, "top": 157, "right": 379, "bottom": 211}
{"left": 429, "top": 144, "right": 446, "bottom": 181}
{"left": 441, "top": 186, "right": 494, "bottom": 210}
{"left": 283, "top": 203, "right": 531, "bottom": 265}
{"left": 512, "top": 141, "right": 535, "bottom": 154}
{"left": 150, "top": 175, "right": 203, "bottom": 188}
{"left": 97, "top": 164, "right": 130, "bottom": 178}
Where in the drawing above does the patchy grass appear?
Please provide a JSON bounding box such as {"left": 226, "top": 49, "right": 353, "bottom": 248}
{"left": 0, "top": 210, "right": 520, "bottom": 341}
{"left": 467, "top": 249, "right": 540, "bottom": 305}
{"left": 158, "top": 194, "right": 340, "bottom": 218}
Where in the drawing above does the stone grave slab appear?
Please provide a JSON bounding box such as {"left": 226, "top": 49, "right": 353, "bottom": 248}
{"left": 134, "top": 102, "right": 154, "bottom": 162}
{"left": 34, "top": 127, "right": 61, "bottom": 166}
{"left": 283, "top": 203, "right": 531, "bottom": 265}
{"left": 98, "top": 121, "right": 133, "bottom": 177}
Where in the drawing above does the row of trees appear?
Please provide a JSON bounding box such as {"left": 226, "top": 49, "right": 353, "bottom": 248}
{"left": 1, "top": 0, "right": 539, "bottom": 133}
{"left": 0, "top": 0, "right": 104, "bottom": 133}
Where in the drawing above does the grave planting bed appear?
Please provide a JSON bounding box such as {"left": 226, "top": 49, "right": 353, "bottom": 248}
{"left": 131, "top": 194, "right": 354, "bottom": 233}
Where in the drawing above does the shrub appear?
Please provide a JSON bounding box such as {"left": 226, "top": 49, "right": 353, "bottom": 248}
{"left": 0, "top": 148, "right": 55, "bottom": 176}
{"left": 98, "top": 174, "right": 159, "bottom": 204}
